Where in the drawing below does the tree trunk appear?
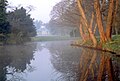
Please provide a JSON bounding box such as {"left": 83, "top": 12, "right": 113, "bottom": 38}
{"left": 113, "top": 0, "right": 119, "bottom": 35}
{"left": 77, "top": 0, "right": 97, "bottom": 46}
{"left": 94, "top": 0, "right": 107, "bottom": 43}
{"left": 77, "top": 0, "right": 88, "bottom": 34}
{"left": 88, "top": 28, "right": 97, "bottom": 47}
{"left": 88, "top": 13, "right": 97, "bottom": 47}
{"left": 106, "top": 0, "right": 114, "bottom": 41}
{"left": 115, "top": 27, "right": 118, "bottom": 35}
{"left": 79, "top": 23, "right": 86, "bottom": 42}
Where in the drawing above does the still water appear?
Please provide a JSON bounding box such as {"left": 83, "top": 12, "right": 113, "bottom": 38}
{"left": 0, "top": 41, "right": 120, "bottom": 81}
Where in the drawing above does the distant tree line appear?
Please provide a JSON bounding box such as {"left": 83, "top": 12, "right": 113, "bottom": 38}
{"left": 0, "top": 0, "right": 36, "bottom": 44}
{"left": 46, "top": 19, "right": 80, "bottom": 37}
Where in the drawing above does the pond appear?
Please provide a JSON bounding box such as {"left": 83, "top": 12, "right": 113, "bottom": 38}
{"left": 0, "top": 41, "right": 120, "bottom": 81}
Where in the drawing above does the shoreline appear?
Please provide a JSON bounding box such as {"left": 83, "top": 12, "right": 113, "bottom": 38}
{"left": 71, "top": 44, "right": 120, "bottom": 56}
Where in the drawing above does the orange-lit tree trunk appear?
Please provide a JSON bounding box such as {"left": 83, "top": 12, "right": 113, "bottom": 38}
{"left": 77, "top": 0, "right": 97, "bottom": 47}
{"left": 77, "top": 0, "right": 89, "bottom": 35}
{"left": 88, "top": 13, "right": 97, "bottom": 47}
{"left": 106, "top": 0, "right": 115, "bottom": 41}
{"left": 94, "top": 0, "right": 107, "bottom": 43}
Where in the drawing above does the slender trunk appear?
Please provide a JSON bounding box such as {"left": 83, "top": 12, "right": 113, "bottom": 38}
{"left": 89, "top": 13, "right": 97, "bottom": 47}
{"left": 77, "top": 0, "right": 97, "bottom": 46}
{"left": 88, "top": 28, "right": 97, "bottom": 47}
{"left": 77, "top": 0, "right": 88, "bottom": 33}
{"left": 94, "top": 0, "right": 107, "bottom": 43}
{"left": 106, "top": 0, "right": 114, "bottom": 40}
{"left": 113, "top": 0, "right": 119, "bottom": 35}
{"left": 79, "top": 23, "right": 86, "bottom": 42}
{"left": 115, "top": 27, "right": 118, "bottom": 35}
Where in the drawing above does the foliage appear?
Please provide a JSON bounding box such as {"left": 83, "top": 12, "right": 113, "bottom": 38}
{"left": 50, "top": 0, "right": 80, "bottom": 27}
{"left": 0, "top": 0, "right": 7, "bottom": 23}
{"left": 46, "top": 20, "right": 76, "bottom": 36}
{"left": 0, "top": 0, "right": 11, "bottom": 43}
{"left": 103, "top": 35, "right": 120, "bottom": 53}
{"left": 47, "top": 0, "right": 80, "bottom": 36}
{"left": 50, "top": 0, "right": 120, "bottom": 47}
{"left": 34, "top": 20, "right": 43, "bottom": 30}
{"left": 0, "top": 0, "right": 36, "bottom": 44}
{"left": 7, "top": 7, "right": 36, "bottom": 44}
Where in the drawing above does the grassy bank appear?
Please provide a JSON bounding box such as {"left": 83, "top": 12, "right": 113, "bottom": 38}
{"left": 103, "top": 35, "right": 120, "bottom": 53}
{"left": 31, "top": 36, "right": 80, "bottom": 42}
{"left": 72, "top": 35, "right": 120, "bottom": 54}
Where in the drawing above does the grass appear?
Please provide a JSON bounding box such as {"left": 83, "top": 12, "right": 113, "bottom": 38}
{"left": 72, "top": 35, "right": 120, "bottom": 53}
{"left": 31, "top": 36, "right": 80, "bottom": 42}
{"left": 103, "top": 35, "right": 120, "bottom": 53}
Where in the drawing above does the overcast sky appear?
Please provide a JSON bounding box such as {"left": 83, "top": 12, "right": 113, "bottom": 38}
{"left": 8, "top": 0, "right": 61, "bottom": 23}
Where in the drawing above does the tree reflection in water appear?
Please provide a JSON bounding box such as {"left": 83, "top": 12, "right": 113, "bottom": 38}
{"left": 0, "top": 43, "right": 36, "bottom": 81}
{"left": 77, "top": 49, "right": 120, "bottom": 81}
{"left": 48, "top": 42, "right": 120, "bottom": 81}
{"left": 0, "top": 41, "right": 119, "bottom": 81}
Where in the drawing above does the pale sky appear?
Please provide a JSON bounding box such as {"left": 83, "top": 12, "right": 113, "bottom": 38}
{"left": 8, "top": 0, "right": 61, "bottom": 23}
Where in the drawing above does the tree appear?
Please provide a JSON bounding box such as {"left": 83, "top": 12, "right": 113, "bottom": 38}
{"left": 50, "top": 0, "right": 119, "bottom": 46}
{"left": 105, "top": 0, "right": 115, "bottom": 40}
{"left": 0, "top": 0, "right": 7, "bottom": 23}
{"left": 7, "top": 7, "right": 36, "bottom": 44}
{"left": 0, "top": 0, "right": 11, "bottom": 43}
{"left": 77, "top": 0, "right": 97, "bottom": 46}
{"left": 94, "top": 0, "right": 119, "bottom": 41}
{"left": 112, "top": 0, "right": 120, "bottom": 35}
{"left": 34, "top": 20, "right": 43, "bottom": 30}
{"left": 77, "top": 0, "right": 119, "bottom": 44}
{"left": 50, "top": 0, "right": 80, "bottom": 27}
{"left": 50, "top": 0, "right": 98, "bottom": 46}
{"left": 49, "top": 0, "right": 80, "bottom": 36}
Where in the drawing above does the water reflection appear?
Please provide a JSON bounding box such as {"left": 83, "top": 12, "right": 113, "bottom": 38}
{"left": 0, "top": 41, "right": 120, "bottom": 81}
{"left": 77, "top": 49, "right": 116, "bottom": 81}
{"left": 0, "top": 43, "right": 36, "bottom": 81}
{"left": 46, "top": 41, "right": 82, "bottom": 81}
{"left": 47, "top": 41, "right": 120, "bottom": 81}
